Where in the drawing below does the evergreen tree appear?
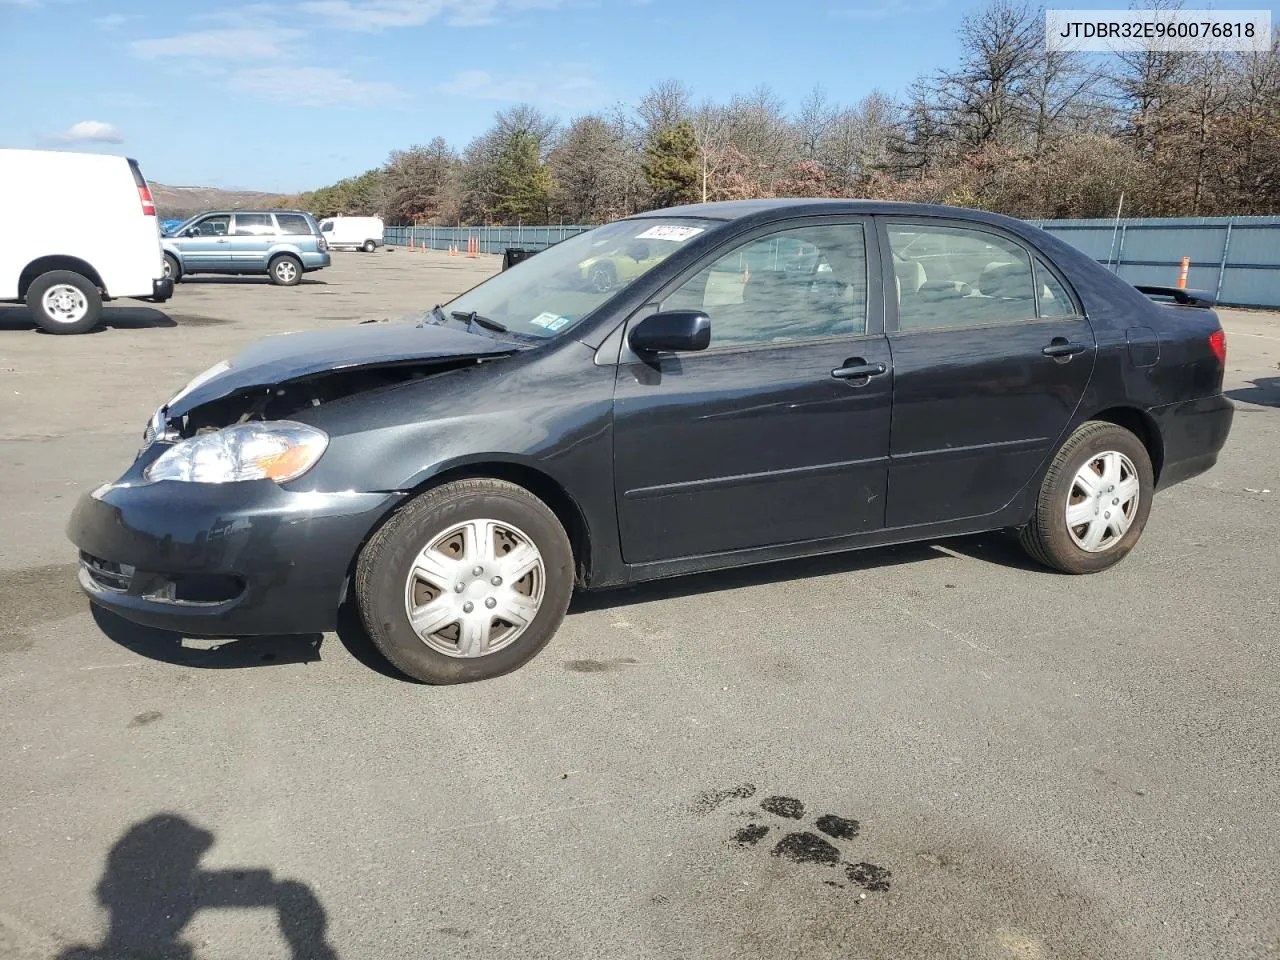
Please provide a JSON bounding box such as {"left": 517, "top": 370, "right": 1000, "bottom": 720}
{"left": 642, "top": 121, "right": 699, "bottom": 208}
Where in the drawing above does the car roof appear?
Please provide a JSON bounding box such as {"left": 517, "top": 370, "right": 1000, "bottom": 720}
{"left": 195, "top": 209, "right": 312, "bottom": 217}
{"left": 630, "top": 198, "right": 1033, "bottom": 233}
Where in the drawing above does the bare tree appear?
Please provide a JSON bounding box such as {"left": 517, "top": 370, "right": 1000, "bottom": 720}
{"left": 637, "top": 79, "right": 692, "bottom": 136}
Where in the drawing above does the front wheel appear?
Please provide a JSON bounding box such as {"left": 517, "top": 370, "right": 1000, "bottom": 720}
{"left": 162, "top": 253, "right": 182, "bottom": 283}
{"left": 355, "top": 479, "right": 575, "bottom": 683}
{"left": 269, "top": 254, "right": 302, "bottom": 286}
{"left": 1019, "top": 420, "right": 1153, "bottom": 574}
{"left": 26, "top": 270, "right": 102, "bottom": 334}
{"left": 362, "top": 240, "right": 376, "bottom": 253}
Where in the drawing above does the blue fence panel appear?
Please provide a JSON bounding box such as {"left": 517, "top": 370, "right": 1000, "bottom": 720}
{"left": 387, "top": 218, "right": 1280, "bottom": 308}
{"left": 1034, "top": 216, "right": 1280, "bottom": 308}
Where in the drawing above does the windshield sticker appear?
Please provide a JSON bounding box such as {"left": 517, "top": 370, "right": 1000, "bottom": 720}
{"left": 636, "top": 225, "right": 705, "bottom": 243}
{"left": 545, "top": 316, "right": 571, "bottom": 331}
{"left": 530, "top": 312, "right": 565, "bottom": 329}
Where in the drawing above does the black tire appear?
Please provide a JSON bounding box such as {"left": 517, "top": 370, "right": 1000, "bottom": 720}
{"left": 162, "top": 253, "right": 182, "bottom": 283}
{"left": 1019, "top": 420, "right": 1154, "bottom": 574}
{"left": 268, "top": 254, "right": 303, "bottom": 286}
{"left": 25, "top": 270, "right": 102, "bottom": 334}
{"left": 362, "top": 240, "right": 376, "bottom": 253}
{"left": 588, "top": 261, "right": 616, "bottom": 293}
{"left": 355, "top": 478, "right": 574, "bottom": 684}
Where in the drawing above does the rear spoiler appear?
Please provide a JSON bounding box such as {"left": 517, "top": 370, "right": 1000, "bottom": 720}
{"left": 1133, "top": 285, "right": 1216, "bottom": 308}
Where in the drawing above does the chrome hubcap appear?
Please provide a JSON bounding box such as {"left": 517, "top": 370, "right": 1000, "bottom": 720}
{"left": 163, "top": 258, "right": 174, "bottom": 279}
{"left": 403, "top": 519, "right": 544, "bottom": 658}
{"left": 276, "top": 261, "right": 297, "bottom": 282}
{"left": 1066, "top": 450, "right": 1140, "bottom": 552}
{"left": 42, "top": 284, "right": 88, "bottom": 323}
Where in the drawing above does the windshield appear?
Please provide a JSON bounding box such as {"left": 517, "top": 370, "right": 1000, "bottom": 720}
{"left": 444, "top": 218, "right": 714, "bottom": 339}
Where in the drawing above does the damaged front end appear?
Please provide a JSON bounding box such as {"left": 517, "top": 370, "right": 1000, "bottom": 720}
{"left": 142, "top": 320, "right": 522, "bottom": 445}
{"left": 145, "top": 356, "right": 499, "bottom": 445}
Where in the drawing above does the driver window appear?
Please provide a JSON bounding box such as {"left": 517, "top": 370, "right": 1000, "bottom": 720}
{"left": 192, "top": 216, "right": 230, "bottom": 237}
{"left": 663, "top": 223, "right": 868, "bottom": 348}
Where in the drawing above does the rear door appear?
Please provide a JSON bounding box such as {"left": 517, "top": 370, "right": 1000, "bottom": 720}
{"left": 229, "top": 213, "right": 277, "bottom": 270}
{"left": 880, "top": 218, "right": 1096, "bottom": 528}
{"left": 612, "top": 218, "right": 893, "bottom": 565}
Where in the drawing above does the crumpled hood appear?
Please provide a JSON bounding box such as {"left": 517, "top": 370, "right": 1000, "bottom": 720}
{"left": 165, "top": 320, "right": 518, "bottom": 417}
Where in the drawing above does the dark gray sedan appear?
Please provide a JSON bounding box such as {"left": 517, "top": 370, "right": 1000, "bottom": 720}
{"left": 70, "top": 200, "right": 1233, "bottom": 683}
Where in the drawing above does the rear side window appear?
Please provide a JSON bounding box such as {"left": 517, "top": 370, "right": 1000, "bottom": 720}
{"left": 888, "top": 224, "right": 1036, "bottom": 330}
{"left": 1035, "top": 258, "right": 1077, "bottom": 318}
{"left": 276, "top": 214, "right": 313, "bottom": 235}
{"left": 233, "top": 213, "right": 276, "bottom": 236}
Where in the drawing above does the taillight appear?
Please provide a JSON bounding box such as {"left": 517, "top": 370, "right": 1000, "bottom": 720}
{"left": 138, "top": 185, "right": 156, "bottom": 217}
{"left": 1209, "top": 328, "right": 1226, "bottom": 365}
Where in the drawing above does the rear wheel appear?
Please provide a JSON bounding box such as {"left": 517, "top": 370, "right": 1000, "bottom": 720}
{"left": 355, "top": 479, "right": 574, "bottom": 683}
{"left": 1019, "top": 421, "right": 1153, "bottom": 574}
{"left": 362, "top": 239, "right": 376, "bottom": 253}
{"left": 162, "top": 253, "right": 182, "bottom": 283}
{"left": 25, "top": 270, "right": 102, "bottom": 334}
{"left": 269, "top": 254, "right": 302, "bottom": 286}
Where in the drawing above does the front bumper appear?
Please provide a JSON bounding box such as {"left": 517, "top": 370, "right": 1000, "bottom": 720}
{"left": 150, "top": 277, "right": 174, "bottom": 303}
{"left": 67, "top": 473, "right": 402, "bottom": 636}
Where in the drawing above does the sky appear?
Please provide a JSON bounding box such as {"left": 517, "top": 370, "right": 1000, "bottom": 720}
{"left": 0, "top": 0, "right": 1182, "bottom": 192}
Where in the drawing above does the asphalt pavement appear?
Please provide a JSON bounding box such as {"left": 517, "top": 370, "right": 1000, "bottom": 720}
{"left": 1, "top": 249, "right": 1277, "bottom": 960}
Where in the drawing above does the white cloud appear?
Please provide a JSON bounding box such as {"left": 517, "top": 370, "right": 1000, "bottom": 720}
{"left": 436, "top": 68, "right": 603, "bottom": 109}
{"left": 830, "top": 0, "right": 945, "bottom": 20}
{"left": 48, "top": 120, "right": 125, "bottom": 144}
{"left": 94, "top": 12, "right": 137, "bottom": 28}
{"left": 131, "top": 27, "right": 302, "bottom": 60}
{"left": 300, "top": 0, "right": 564, "bottom": 30}
{"left": 299, "top": 0, "right": 450, "bottom": 30}
{"left": 230, "top": 66, "right": 403, "bottom": 106}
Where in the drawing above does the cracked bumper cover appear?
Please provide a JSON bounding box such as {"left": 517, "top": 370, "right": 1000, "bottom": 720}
{"left": 68, "top": 476, "right": 402, "bottom": 636}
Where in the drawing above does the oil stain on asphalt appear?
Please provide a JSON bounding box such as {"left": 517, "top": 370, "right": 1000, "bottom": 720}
{"left": 707, "top": 785, "right": 892, "bottom": 895}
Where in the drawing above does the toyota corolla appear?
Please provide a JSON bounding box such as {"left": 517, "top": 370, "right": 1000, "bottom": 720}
{"left": 68, "top": 200, "right": 1234, "bottom": 683}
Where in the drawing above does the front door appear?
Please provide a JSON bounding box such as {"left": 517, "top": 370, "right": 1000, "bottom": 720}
{"left": 612, "top": 219, "right": 892, "bottom": 566}
{"left": 178, "top": 214, "right": 233, "bottom": 270}
{"left": 881, "top": 218, "right": 1097, "bottom": 528}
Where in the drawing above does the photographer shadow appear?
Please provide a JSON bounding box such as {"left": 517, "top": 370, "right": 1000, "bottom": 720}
{"left": 58, "top": 813, "right": 338, "bottom": 960}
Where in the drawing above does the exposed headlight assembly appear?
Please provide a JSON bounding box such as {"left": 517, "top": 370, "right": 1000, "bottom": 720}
{"left": 145, "top": 421, "right": 328, "bottom": 484}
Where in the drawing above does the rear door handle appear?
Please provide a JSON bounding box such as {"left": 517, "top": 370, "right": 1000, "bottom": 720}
{"left": 831, "top": 360, "right": 888, "bottom": 381}
{"left": 1042, "top": 340, "right": 1088, "bottom": 359}
{"left": 216, "top": 239, "right": 230, "bottom": 243}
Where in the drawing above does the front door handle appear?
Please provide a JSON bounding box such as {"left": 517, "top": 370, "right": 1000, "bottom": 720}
{"left": 1042, "top": 339, "right": 1088, "bottom": 360}
{"left": 216, "top": 239, "right": 230, "bottom": 243}
{"left": 831, "top": 359, "right": 888, "bottom": 382}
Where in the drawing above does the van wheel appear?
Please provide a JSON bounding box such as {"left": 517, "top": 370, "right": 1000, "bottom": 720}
{"left": 355, "top": 478, "right": 574, "bottom": 684}
{"left": 26, "top": 270, "right": 102, "bottom": 334}
{"left": 162, "top": 253, "right": 182, "bottom": 282}
{"left": 1019, "top": 421, "right": 1153, "bottom": 574}
{"left": 362, "top": 240, "right": 376, "bottom": 253}
{"left": 269, "top": 254, "right": 302, "bottom": 286}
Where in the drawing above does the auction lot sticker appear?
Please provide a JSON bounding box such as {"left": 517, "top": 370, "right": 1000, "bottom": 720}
{"left": 1047, "top": 9, "right": 1272, "bottom": 51}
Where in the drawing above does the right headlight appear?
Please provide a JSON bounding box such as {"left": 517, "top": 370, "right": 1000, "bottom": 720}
{"left": 145, "top": 421, "right": 328, "bottom": 484}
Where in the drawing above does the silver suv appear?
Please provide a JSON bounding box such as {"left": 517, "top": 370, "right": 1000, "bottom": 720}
{"left": 161, "top": 210, "right": 330, "bottom": 286}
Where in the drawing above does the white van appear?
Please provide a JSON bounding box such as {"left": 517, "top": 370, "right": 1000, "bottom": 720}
{"left": 0, "top": 149, "right": 172, "bottom": 334}
{"left": 318, "top": 216, "right": 385, "bottom": 252}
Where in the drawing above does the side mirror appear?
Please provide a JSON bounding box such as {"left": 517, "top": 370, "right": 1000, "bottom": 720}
{"left": 629, "top": 310, "right": 711, "bottom": 354}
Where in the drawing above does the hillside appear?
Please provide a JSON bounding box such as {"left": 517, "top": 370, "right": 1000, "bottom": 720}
{"left": 150, "top": 183, "right": 286, "bottom": 219}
